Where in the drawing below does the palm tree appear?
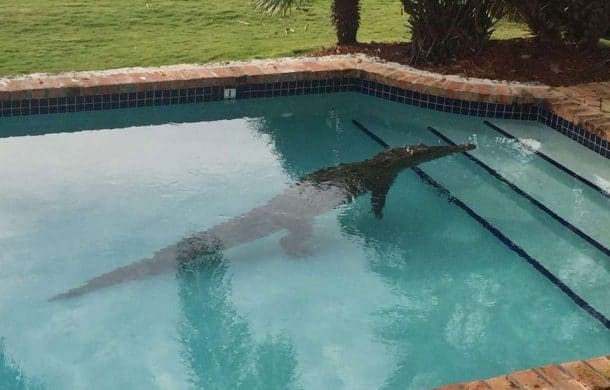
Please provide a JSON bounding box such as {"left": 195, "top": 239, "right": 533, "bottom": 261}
{"left": 254, "top": 0, "right": 361, "bottom": 45}
{"left": 331, "top": 0, "right": 361, "bottom": 44}
{"left": 176, "top": 254, "right": 300, "bottom": 388}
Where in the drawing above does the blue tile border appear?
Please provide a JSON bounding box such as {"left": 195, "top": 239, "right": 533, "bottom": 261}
{"left": 0, "top": 77, "right": 607, "bottom": 159}
{"left": 351, "top": 78, "right": 540, "bottom": 121}
{"left": 235, "top": 78, "right": 355, "bottom": 98}
{"left": 539, "top": 109, "right": 610, "bottom": 159}
{"left": 0, "top": 87, "right": 223, "bottom": 117}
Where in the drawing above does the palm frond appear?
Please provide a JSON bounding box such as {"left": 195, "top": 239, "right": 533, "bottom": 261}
{"left": 253, "top": 0, "right": 304, "bottom": 16}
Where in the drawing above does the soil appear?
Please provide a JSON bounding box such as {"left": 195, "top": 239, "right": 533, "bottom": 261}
{"left": 312, "top": 38, "right": 610, "bottom": 86}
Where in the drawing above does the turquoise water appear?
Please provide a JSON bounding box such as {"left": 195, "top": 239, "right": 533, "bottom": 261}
{"left": 0, "top": 93, "right": 608, "bottom": 389}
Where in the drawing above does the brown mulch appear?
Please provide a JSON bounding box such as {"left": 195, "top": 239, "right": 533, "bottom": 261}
{"left": 312, "top": 38, "right": 610, "bottom": 86}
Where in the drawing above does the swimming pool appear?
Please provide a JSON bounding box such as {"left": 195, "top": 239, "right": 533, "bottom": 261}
{"left": 0, "top": 92, "right": 608, "bottom": 389}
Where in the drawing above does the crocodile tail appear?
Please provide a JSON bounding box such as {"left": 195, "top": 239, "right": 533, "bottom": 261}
{"left": 49, "top": 231, "right": 227, "bottom": 301}
{"left": 49, "top": 245, "right": 179, "bottom": 301}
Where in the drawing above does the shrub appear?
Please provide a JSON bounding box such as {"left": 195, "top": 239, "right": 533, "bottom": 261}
{"left": 502, "top": 0, "right": 563, "bottom": 44}
{"left": 505, "top": 0, "right": 610, "bottom": 47}
{"left": 402, "top": 0, "right": 501, "bottom": 64}
{"left": 560, "top": 0, "right": 610, "bottom": 47}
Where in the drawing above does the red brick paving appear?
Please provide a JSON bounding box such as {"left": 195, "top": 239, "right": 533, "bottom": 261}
{"left": 437, "top": 356, "right": 610, "bottom": 390}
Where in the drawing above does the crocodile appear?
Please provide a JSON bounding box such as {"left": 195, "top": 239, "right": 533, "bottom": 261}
{"left": 50, "top": 142, "right": 474, "bottom": 300}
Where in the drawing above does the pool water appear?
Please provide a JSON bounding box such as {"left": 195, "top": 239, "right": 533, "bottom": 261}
{"left": 0, "top": 93, "right": 608, "bottom": 389}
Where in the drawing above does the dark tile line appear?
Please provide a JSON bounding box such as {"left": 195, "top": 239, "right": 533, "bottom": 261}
{"left": 484, "top": 120, "right": 610, "bottom": 198}
{"left": 352, "top": 79, "right": 539, "bottom": 121}
{"left": 428, "top": 126, "right": 610, "bottom": 258}
{"left": 1, "top": 78, "right": 608, "bottom": 159}
{"left": 352, "top": 120, "right": 390, "bottom": 149}
{"left": 235, "top": 78, "right": 354, "bottom": 99}
{"left": 352, "top": 119, "right": 610, "bottom": 330}
{"left": 0, "top": 79, "right": 539, "bottom": 122}
{"left": 413, "top": 166, "right": 610, "bottom": 330}
{"left": 538, "top": 109, "right": 609, "bottom": 159}
{"left": 352, "top": 79, "right": 607, "bottom": 159}
{"left": 0, "top": 88, "right": 224, "bottom": 116}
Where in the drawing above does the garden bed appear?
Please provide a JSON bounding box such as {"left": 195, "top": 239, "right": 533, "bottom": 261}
{"left": 314, "top": 38, "right": 610, "bottom": 86}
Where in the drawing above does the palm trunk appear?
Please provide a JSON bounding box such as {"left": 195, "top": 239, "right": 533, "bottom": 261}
{"left": 331, "top": 0, "right": 360, "bottom": 45}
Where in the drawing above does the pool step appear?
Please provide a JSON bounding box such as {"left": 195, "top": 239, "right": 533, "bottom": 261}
{"left": 353, "top": 119, "right": 610, "bottom": 326}
{"left": 436, "top": 355, "right": 610, "bottom": 389}
{"left": 483, "top": 120, "right": 610, "bottom": 199}
{"left": 427, "top": 126, "right": 610, "bottom": 258}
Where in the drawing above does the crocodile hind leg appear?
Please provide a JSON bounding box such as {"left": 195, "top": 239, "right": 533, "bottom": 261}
{"left": 277, "top": 216, "right": 313, "bottom": 257}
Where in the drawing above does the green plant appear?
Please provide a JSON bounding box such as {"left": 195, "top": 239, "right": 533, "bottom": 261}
{"left": 254, "top": 0, "right": 361, "bottom": 44}
{"left": 501, "top": 0, "right": 563, "bottom": 44}
{"left": 402, "top": 0, "right": 501, "bottom": 64}
{"left": 504, "top": 0, "right": 610, "bottom": 47}
{"left": 561, "top": 0, "right": 610, "bottom": 47}
{"left": 252, "top": 0, "right": 297, "bottom": 15}
{"left": 0, "top": 0, "right": 531, "bottom": 76}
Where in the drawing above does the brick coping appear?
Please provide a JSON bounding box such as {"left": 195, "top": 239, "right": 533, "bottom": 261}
{"left": 0, "top": 55, "right": 549, "bottom": 100}
{"left": 0, "top": 54, "right": 545, "bottom": 86}
{"left": 0, "top": 55, "right": 608, "bottom": 147}
{"left": 437, "top": 355, "right": 610, "bottom": 389}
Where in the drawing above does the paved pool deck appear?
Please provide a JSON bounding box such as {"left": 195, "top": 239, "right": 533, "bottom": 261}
{"left": 438, "top": 355, "right": 610, "bottom": 389}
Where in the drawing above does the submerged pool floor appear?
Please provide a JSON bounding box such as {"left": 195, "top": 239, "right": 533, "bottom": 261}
{"left": 0, "top": 93, "right": 609, "bottom": 389}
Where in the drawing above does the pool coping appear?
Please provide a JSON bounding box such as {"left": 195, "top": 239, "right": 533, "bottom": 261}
{"left": 0, "top": 55, "right": 608, "bottom": 157}
{"left": 437, "top": 354, "right": 610, "bottom": 389}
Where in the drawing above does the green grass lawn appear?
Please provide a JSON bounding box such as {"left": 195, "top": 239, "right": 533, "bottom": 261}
{"left": 0, "top": 0, "right": 529, "bottom": 77}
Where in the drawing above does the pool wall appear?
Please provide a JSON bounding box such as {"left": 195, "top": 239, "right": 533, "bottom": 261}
{"left": 0, "top": 56, "right": 608, "bottom": 158}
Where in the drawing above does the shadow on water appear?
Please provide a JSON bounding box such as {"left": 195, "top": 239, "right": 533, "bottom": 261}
{"left": 243, "top": 99, "right": 610, "bottom": 387}
{"left": 336, "top": 163, "right": 609, "bottom": 387}
{"left": 0, "top": 341, "right": 43, "bottom": 390}
{"left": 176, "top": 254, "right": 301, "bottom": 389}
{"left": 165, "top": 95, "right": 391, "bottom": 388}
{"left": 336, "top": 180, "right": 504, "bottom": 387}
